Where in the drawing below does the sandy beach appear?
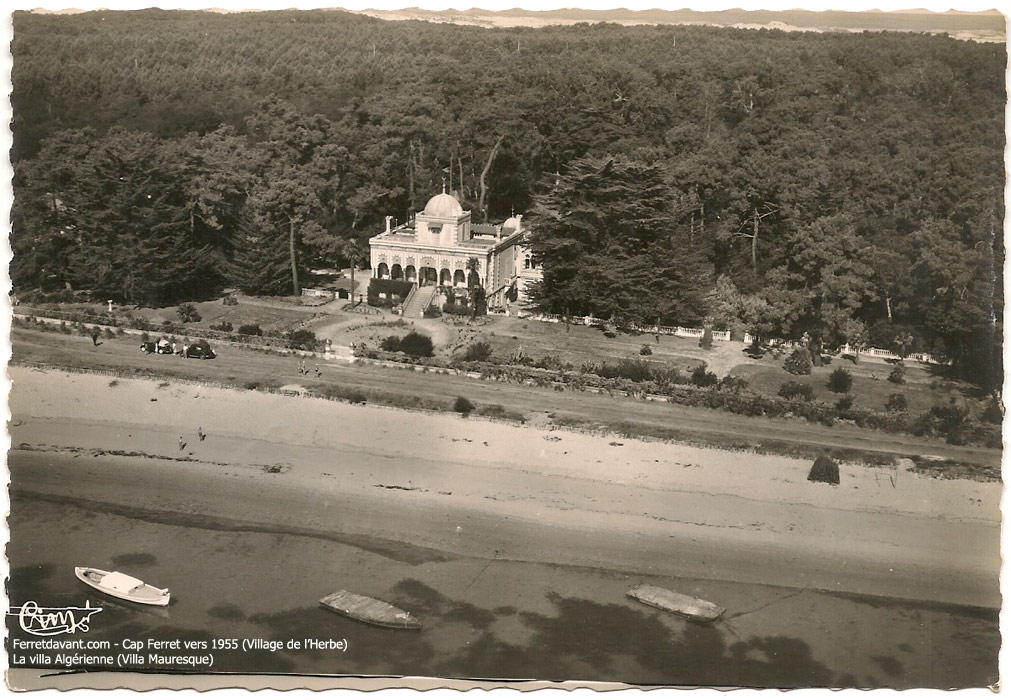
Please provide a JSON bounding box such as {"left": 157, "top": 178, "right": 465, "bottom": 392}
{"left": 7, "top": 366, "right": 1001, "bottom": 686}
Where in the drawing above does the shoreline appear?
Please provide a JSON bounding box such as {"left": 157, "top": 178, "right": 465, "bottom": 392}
{"left": 9, "top": 355, "right": 1002, "bottom": 476}
{"left": 8, "top": 492, "right": 998, "bottom": 688}
{"left": 11, "top": 485, "right": 1000, "bottom": 618}
{"left": 8, "top": 366, "right": 1001, "bottom": 608}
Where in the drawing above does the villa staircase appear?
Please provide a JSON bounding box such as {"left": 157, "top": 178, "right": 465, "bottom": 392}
{"left": 402, "top": 285, "right": 438, "bottom": 318}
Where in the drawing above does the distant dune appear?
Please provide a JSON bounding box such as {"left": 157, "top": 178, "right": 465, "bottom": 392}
{"left": 352, "top": 7, "right": 1006, "bottom": 42}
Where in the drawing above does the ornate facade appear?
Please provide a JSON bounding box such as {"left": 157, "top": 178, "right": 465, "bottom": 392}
{"left": 369, "top": 191, "right": 540, "bottom": 311}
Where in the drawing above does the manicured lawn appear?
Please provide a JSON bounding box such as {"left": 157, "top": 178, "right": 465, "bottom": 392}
{"left": 186, "top": 299, "right": 319, "bottom": 334}
{"left": 17, "top": 296, "right": 326, "bottom": 336}
{"left": 465, "top": 315, "right": 707, "bottom": 372}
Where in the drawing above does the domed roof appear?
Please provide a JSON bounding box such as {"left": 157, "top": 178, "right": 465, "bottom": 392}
{"left": 423, "top": 192, "right": 464, "bottom": 218}
{"left": 502, "top": 216, "right": 521, "bottom": 231}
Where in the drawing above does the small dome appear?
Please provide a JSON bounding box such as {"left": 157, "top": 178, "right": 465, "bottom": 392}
{"left": 502, "top": 216, "right": 521, "bottom": 231}
{"left": 424, "top": 192, "right": 464, "bottom": 218}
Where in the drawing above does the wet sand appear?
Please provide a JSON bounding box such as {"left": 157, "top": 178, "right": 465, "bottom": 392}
{"left": 6, "top": 367, "right": 1002, "bottom": 687}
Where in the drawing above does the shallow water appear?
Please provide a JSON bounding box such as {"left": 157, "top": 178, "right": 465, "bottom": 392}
{"left": 7, "top": 489, "right": 999, "bottom": 688}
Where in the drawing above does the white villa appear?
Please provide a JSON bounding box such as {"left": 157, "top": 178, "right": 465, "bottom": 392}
{"left": 368, "top": 190, "right": 540, "bottom": 314}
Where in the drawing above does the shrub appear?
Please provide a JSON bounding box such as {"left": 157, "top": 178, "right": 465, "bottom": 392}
{"left": 888, "top": 363, "right": 906, "bottom": 384}
{"left": 177, "top": 303, "right": 201, "bottom": 323}
{"left": 718, "top": 375, "right": 749, "bottom": 393}
{"left": 783, "top": 347, "right": 813, "bottom": 375}
{"left": 238, "top": 323, "right": 262, "bottom": 336}
{"left": 933, "top": 398, "right": 971, "bottom": 444}
{"left": 210, "top": 321, "right": 233, "bottom": 332}
{"left": 981, "top": 395, "right": 1004, "bottom": 424}
{"left": 653, "top": 366, "right": 689, "bottom": 389}
{"left": 368, "top": 278, "right": 414, "bottom": 307}
{"left": 808, "top": 454, "right": 840, "bottom": 485}
{"left": 310, "top": 384, "right": 368, "bottom": 405}
{"left": 345, "top": 389, "right": 368, "bottom": 405}
{"left": 835, "top": 395, "right": 854, "bottom": 411}
{"left": 827, "top": 367, "right": 853, "bottom": 393}
{"left": 471, "top": 287, "right": 487, "bottom": 316}
{"left": 699, "top": 327, "right": 713, "bottom": 350}
{"left": 461, "top": 341, "right": 493, "bottom": 362}
{"left": 399, "top": 331, "right": 434, "bottom": 358}
{"left": 534, "top": 355, "right": 564, "bottom": 371}
{"left": 380, "top": 335, "right": 402, "bottom": 352}
{"left": 286, "top": 329, "right": 318, "bottom": 351}
{"left": 779, "top": 381, "right": 815, "bottom": 401}
{"left": 598, "top": 359, "right": 653, "bottom": 383}
{"left": 885, "top": 393, "right": 908, "bottom": 413}
{"left": 640, "top": 344, "right": 653, "bottom": 356}
{"left": 454, "top": 396, "right": 475, "bottom": 415}
{"left": 691, "top": 363, "right": 718, "bottom": 387}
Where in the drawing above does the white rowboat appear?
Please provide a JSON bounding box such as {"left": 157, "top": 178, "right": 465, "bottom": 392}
{"left": 319, "top": 591, "right": 421, "bottom": 629}
{"left": 627, "top": 584, "right": 725, "bottom": 622}
{"left": 75, "top": 567, "right": 170, "bottom": 606}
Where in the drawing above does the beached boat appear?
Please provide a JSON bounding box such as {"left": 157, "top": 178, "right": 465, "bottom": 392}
{"left": 75, "top": 567, "right": 170, "bottom": 606}
{"left": 627, "top": 584, "right": 725, "bottom": 622}
{"left": 319, "top": 591, "right": 421, "bottom": 630}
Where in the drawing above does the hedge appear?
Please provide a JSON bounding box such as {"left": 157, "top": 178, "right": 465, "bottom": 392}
{"left": 367, "top": 278, "right": 414, "bottom": 307}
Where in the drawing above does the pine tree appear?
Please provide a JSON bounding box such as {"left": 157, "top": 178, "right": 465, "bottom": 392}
{"left": 528, "top": 154, "right": 708, "bottom": 325}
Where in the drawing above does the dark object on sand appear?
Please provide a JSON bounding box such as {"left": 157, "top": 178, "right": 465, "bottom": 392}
{"left": 319, "top": 591, "right": 421, "bottom": 629}
{"left": 627, "top": 584, "right": 725, "bottom": 622}
{"left": 808, "top": 454, "right": 840, "bottom": 484}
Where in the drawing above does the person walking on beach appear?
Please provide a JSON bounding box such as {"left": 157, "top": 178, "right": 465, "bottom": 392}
{"left": 90, "top": 328, "right": 101, "bottom": 346}
{"left": 197, "top": 427, "right": 205, "bottom": 442}
{"left": 314, "top": 364, "right": 321, "bottom": 379}
{"left": 178, "top": 436, "right": 186, "bottom": 451}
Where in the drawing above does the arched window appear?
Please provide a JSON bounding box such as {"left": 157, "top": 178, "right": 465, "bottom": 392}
{"left": 524, "top": 256, "right": 531, "bottom": 270}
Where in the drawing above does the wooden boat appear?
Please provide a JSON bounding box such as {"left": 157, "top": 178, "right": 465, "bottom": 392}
{"left": 627, "top": 584, "right": 725, "bottom": 622}
{"left": 75, "top": 567, "right": 170, "bottom": 606}
{"left": 319, "top": 590, "right": 421, "bottom": 630}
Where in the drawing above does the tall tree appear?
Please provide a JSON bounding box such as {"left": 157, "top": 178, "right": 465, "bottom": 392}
{"left": 763, "top": 214, "right": 876, "bottom": 358}
{"left": 238, "top": 98, "right": 342, "bottom": 296}
{"left": 528, "top": 154, "right": 707, "bottom": 325}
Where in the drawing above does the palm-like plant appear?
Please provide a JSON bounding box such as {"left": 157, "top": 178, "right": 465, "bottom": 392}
{"left": 465, "top": 256, "right": 480, "bottom": 288}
